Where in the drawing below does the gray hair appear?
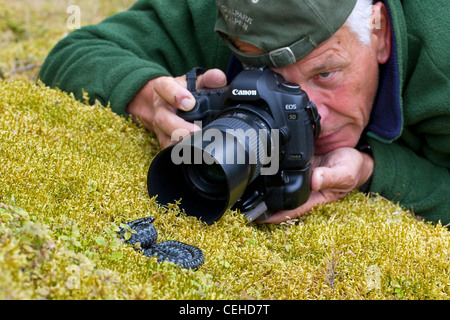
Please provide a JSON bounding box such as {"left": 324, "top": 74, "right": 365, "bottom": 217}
{"left": 345, "top": 0, "right": 375, "bottom": 46}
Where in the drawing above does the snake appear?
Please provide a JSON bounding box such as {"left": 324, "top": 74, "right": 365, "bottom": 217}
{"left": 117, "top": 217, "right": 204, "bottom": 269}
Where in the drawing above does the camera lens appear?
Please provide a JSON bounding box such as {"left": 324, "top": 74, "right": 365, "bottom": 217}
{"left": 147, "top": 106, "right": 272, "bottom": 224}
{"left": 184, "top": 163, "right": 227, "bottom": 200}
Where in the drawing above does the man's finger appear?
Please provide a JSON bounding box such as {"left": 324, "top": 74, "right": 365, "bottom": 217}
{"left": 153, "top": 76, "right": 196, "bottom": 111}
{"left": 196, "top": 69, "right": 227, "bottom": 89}
{"left": 154, "top": 107, "right": 199, "bottom": 137}
{"left": 311, "top": 166, "right": 354, "bottom": 192}
{"left": 257, "top": 192, "right": 327, "bottom": 224}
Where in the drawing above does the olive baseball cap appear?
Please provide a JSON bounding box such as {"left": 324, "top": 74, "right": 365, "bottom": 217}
{"left": 215, "top": 0, "right": 357, "bottom": 67}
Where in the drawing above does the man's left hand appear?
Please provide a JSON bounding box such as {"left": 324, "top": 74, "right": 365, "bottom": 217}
{"left": 259, "top": 147, "right": 374, "bottom": 224}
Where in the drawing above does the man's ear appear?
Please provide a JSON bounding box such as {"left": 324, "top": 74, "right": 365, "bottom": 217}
{"left": 371, "top": 2, "right": 392, "bottom": 64}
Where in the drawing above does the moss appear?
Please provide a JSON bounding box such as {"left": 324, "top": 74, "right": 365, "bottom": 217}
{"left": 0, "top": 0, "right": 136, "bottom": 82}
{"left": 1, "top": 80, "right": 450, "bottom": 300}
{"left": 1, "top": 0, "right": 450, "bottom": 300}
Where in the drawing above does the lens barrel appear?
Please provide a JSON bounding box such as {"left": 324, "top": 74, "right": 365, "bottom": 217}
{"left": 147, "top": 109, "right": 271, "bottom": 224}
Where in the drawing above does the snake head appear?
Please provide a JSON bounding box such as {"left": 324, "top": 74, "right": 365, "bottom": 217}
{"left": 124, "top": 216, "right": 155, "bottom": 232}
{"left": 117, "top": 216, "right": 158, "bottom": 248}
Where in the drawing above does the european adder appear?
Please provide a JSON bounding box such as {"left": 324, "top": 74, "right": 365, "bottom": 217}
{"left": 118, "top": 217, "right": 204, "bottom": 269}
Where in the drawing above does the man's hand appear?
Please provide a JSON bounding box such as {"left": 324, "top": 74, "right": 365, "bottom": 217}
{"left": 259, "top": 147, "right": 374, "bottom": 224}
{"left": 126, "top": 69, "right": 227, "bottom": 148}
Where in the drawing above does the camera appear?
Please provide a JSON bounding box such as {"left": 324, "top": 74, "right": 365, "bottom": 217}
{"left": 147, "top": 66, "right": 320, "bottom": 224}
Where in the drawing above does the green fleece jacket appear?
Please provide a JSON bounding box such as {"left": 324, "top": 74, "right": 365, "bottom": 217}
{"left": 38, "top": 0, "right": 450, "bottom": 225}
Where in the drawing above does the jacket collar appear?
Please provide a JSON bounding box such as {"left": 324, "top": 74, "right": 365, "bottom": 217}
{"left": 366, "top": 0, "right": 407, "bottom": 143}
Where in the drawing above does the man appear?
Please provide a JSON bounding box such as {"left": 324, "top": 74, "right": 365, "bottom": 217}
{"left": 39, "top": 0, "right": 450, "bottom": 224}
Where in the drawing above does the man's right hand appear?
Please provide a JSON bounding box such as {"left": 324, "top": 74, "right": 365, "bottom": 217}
{"left": 126, "top": 69, "right": 227, "bottom": 148}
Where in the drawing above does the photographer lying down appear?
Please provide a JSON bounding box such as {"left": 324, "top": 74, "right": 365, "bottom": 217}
{"left": 39, "top": 0, "right": 450, "bottom": 225}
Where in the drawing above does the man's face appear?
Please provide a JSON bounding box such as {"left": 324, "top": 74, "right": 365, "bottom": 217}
{"left": 234, "top": 18, "right": 390, "bottom": 154}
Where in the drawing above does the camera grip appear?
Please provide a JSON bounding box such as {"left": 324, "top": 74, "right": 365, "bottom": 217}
{"left": 237, "top": 167, "right": 312, "bottom": 222}
{"left": 177, "top": 89, "right": 228, "bottom": 124}
{"left": 265, "top": 167, "right": 312, "bottom": 211}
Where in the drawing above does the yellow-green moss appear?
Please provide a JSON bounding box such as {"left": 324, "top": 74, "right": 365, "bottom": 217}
{"left": 1, "top": 79, "right": 450, "bottom": 300}
{"left": 2, "top": 0, "right": 450, "bottom": 300}
{"left": 0, "top": 0, "right": 136, "bottom": 82}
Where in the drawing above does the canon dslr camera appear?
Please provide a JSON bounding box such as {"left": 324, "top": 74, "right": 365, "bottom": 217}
{"left": 147, "top": 66, "right": 320, "bottom": 224}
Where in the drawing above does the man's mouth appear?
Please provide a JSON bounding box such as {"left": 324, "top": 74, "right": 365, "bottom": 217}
{"left": 314, "top": 128, "right": 343, "bottom": 153}
{"left": 316, "top": 128, "right": 341, "bottom": 144}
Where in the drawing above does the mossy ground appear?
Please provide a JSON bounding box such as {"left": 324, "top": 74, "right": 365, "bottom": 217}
{"left": 1, "top": 0, "right": 450, "bottom": 300}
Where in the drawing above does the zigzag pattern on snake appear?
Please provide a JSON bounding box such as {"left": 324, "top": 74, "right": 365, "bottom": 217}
{"left": 117, "top": 217, "right": 204, "bottom": 269}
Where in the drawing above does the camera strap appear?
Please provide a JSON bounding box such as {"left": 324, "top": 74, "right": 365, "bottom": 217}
{"left": 306, "top": 101, "right": 321, "bottom": 139}
{"left": 186, "top": 67, "right": 207, "bottom": 92}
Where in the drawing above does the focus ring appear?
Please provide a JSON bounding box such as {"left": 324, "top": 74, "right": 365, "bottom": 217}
{"left": 204, "top": 116, "right": 267, "bottom": 182}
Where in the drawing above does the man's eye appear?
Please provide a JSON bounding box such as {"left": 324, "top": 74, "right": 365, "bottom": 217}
{"left": 318, "top": 72, "right": 333, "bottom": 79}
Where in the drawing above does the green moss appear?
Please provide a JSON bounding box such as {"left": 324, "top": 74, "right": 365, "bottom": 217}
{"left": 0, "top": 0, "right": 136, "bottom": 82}
{"left": 1, "top": 0, "right": 450, "bottom": 300}
{"left": 1, "top": 80, "right": 450, "bottom": 300}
